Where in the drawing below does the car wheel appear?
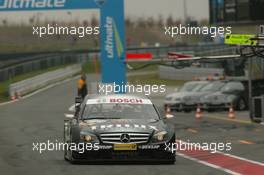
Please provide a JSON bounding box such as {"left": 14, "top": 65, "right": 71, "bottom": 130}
{"left": 64, "top": 149, "right": 69, "bottom": 161}
{"left": 65, "top": 131, "right": 78, "bottom": 163}
{"left": 68, "top": 145, "right": 79, "bottom": 164}
{"left": 63, "top": 125, "right": 69, "bottom": 161}
{"left": 64, "top": 139, "right": 70, "bottom": 161}
{"left": 68, "top": 136, "right": 79, "bottom": 164}
{"left": 236, "top": 98, "right": 247, "bottom": 111}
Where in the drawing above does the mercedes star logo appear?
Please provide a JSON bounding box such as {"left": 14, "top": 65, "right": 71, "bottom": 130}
{"left": 120, "top": 133, "right": 130, "bottom": 143}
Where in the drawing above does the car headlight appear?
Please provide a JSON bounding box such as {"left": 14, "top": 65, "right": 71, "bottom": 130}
{"left": 80, "top": 133, "right": 98, "bottom": 142}
{"left": 153, "top": 131, "right": 168, "bottom": 142}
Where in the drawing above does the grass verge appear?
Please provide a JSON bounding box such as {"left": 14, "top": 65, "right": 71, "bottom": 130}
{"left": 127, "top": 62, "right": 159, "bottom": 72}
{"left": 128, "top": 73, "right": 186, "bottom": 86}
{"left": 82, "top": 61, "right": 101, "bottom": 74}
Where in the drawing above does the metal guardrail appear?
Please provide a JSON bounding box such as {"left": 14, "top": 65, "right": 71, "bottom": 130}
{"left": 0, "top": 53, "right": 86, "bottom": 81}
{"left": 159, "top": 66, "right": 224, "bottom": 81}
{"left": 9, "top": 64, "right": 81, "bottom": 98}
{"left": 0, "top": 44, "right": 236, "bottom": 82}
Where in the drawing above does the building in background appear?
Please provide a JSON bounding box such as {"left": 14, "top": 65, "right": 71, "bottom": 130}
{"left": 210, "top": 0, "right": 264, "bottom": 24}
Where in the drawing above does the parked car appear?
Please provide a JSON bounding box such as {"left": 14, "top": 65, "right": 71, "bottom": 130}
{"left": 164, "top": 81, "right": 209, "bottom": 112}
{"left": 181, "top": 81, "right": 227, "bottom": 112}
{"left": 200, "top": 81, "right": 248, "bottom": 111}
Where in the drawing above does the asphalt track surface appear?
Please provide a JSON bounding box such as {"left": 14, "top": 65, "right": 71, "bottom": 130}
{"left": 1, "top": 75, "right": 264, "bottom": 175}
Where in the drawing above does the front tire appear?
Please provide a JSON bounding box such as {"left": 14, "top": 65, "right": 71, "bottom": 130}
{"left": 64, "top": 124, "right": 69, "bottom": 161}
{"left": 64, "top": 128, "right": 77, "bottom": 163}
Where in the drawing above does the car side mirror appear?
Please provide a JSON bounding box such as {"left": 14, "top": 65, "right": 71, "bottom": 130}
{"left": 69, "top": 104, "right": 75, "bottom": 113}
{"left": 64, "top": 113, "right": 74, "bottom": 121}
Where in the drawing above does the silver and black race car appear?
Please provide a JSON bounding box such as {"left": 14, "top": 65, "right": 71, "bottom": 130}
{"left": 64, "top": 94, "right": 175, "bottom": 164}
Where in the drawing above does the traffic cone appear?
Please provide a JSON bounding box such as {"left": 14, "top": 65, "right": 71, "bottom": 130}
{"left": 195, "top": 105, "right": 202, "bottom": 119}
{"left": 11, "top": 95, "right": 16, "bottom": 101}
{"left": 10, "top": 91, "right": 20, "bottom": 101}
{"left": 15, "top": 91, "right": 21, "bottom": 99}
{"left": 228, "top": 105, "right": 235, "bottom": 119}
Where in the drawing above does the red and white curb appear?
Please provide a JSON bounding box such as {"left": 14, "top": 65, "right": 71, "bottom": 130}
{"left": 176, "top": 140, "right": 264, "bottom": 175}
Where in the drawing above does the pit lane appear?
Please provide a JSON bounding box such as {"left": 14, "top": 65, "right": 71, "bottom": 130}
{"left": 0, "top": 75, "right": 263, "bottom": 175}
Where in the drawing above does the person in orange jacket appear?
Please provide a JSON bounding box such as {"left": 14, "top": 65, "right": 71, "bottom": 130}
{"left": 77, "top": 74, "right": 88, "bottom": 99}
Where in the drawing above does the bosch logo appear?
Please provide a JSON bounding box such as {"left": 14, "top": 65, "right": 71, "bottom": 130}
{"left": 110, "top": 98, "right": 143, "bottom": 104}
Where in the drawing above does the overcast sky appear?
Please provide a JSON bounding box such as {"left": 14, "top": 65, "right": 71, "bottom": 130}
{"left": 0, "top": 0, "right": 209, "bottom": 24}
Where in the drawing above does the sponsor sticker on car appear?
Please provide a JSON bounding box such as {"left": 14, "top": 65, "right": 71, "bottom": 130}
{"left": 114, "top": 144, "right": 137, "bottom": 151}
{"left": 86, "top": 97, "right": 152, "bottom": 104}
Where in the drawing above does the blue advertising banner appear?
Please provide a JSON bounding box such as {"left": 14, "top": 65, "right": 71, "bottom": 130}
{"left": 0, "top": 0, "right": 98, "bottom": 10}
{"left": 0, "top": 0, "right": 127, "bottom": 91}
{"left": 100, "top": 0, "right": 126, "bottom": 86}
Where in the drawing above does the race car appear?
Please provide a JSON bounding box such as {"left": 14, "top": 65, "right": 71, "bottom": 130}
{"left": 64, "top": 94, "right": 176, "bottom": 164}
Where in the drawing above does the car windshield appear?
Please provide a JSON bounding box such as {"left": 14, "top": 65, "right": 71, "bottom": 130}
{"left": 82, "top": 103, "right": 159, "bottom": 120}
{"left": 191, "top": 83, "right": 208, "bottom": 92}
{"left": 179, "top": 82, "right": 201, "bottom": 92}
{"left": 221, "top": 82, "right": 244, "bottom": 92}
{"left": 199, "top": 81, "right": 226, "bottom": 92}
